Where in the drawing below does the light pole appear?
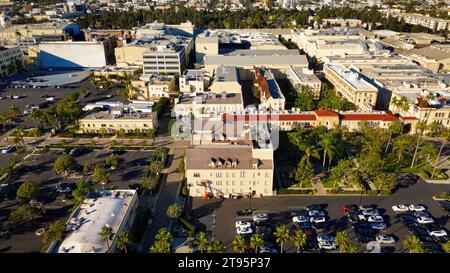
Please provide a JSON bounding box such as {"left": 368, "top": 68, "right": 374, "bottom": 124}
{"left": 187, "top": 183, "right": 192, "bottom": 214}
{"left": 248, "top": 187, "right": 252, "bottom": 211}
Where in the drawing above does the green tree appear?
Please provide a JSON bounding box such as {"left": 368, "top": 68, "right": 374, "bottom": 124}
{"left": 419, "top": 142, "right": 437, "bottom": 162}
{"left": 42, "top": 220, "right": 66, "bottom": 251}
{"left": 117, "top": 232, "right": 130, "bottom": 254}
{"left": 443, "top": 240, "right": 450, "bottom": 253}
{"left": 232, "top": 235, "right": 246, "bottom": 253}
{"left": 207, "top": 239, "right": 225, "bottom": 253}
{"left": 293, "top": 229, "right": 308, "bottom": 253}
{"left": 27, "top": 109, "right": 42, "bottom": 128}
{"left": 9, "top": 205, "right": 40, "bottom": 225}
{"left": 195, "top": 232, "right": 209, "bottom": 253}
{"left": 166, "top": 203, "right": 183, "bottom": 220}
{"left": 99, "top": 225, "right": 113, "bottom": 252}
{"left": 250, "top": 233, "right": 265, "bottom": 253}
{"left": 72, "top": 180, "right": 93, "bottom": 203}
{"left": 294, "top": 85, "right": 316, "bottom": 111}
{"left": 294, "top": 160, "right": 315, "bottom": 188}
{"left": 53, "top": 155, "right": 78, "bottom": 178}
{"left": 105, "top": 154, "right": 120, "bottom": 169}
{"left": 384, "top": 121, "right": 402, "bottom": 155}
{"left": 149, "top": 228, "right": 172, "bottom": 253}
{"left": 92, "top": 164, "right": 110, "bottom": 184}
{"left": 402, "top": 235, "right": 425, "bottom": 253}
{"left": 8, "top": 104, "right": 21, "bottom": 118}
{"left": 273, "top": 224, "right": 291, "bottom": 253}
{"left": 80, "top": 87, "right": 89, "bottom": 98}
{"left": 318, "top": 131, "right": 340, "bottom": 171}
{"left": 16, "top": 181, "right": 39, "bottom": 201}
{"left": 411, "top": 121, "right": 428, "bottom": 168}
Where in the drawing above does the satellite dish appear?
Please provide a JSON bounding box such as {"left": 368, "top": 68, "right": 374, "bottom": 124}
{"left": 366, "top": 241, "right": 381, "bottom": 253}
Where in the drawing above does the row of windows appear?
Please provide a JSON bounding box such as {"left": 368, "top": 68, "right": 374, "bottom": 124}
{"left": 193, "top": 172, "right": 271, "bottom": 178}
{"left": 82, "top": 123, "right": 150, "bottom": 128}
{"left": 195, "top": 188, "right": 270, "bottom": 194}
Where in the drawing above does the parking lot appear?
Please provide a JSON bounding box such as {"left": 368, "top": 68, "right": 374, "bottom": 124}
{"left": 0, "top": 78, "right": 116, "bottom": 129}
{"left": 192, "top": 180, "right": 450, "bottom": 253}
{"left": 0, "top": 148, "right": 153, "bottom": 252}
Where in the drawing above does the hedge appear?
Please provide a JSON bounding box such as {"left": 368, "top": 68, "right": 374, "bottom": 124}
{"left": 179, "top": 217, "right": 196, "bottom": 237}
{"left": 278, "top": 188, "right": 315, "bottom": 195}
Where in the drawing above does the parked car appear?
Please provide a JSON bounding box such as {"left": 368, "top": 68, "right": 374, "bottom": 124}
{"left": 253, "top": 213, "right": 269, "bottom": 223}
{"left": 310, "top": 216, "right": 327, "bottom": 224}
{"left": 308, "top": 210, "right": 326, "bottom": 217}
{"left": 1, "top": 145, "right": 16, "bottom": 154}
{"left": 400, "top": 214, "right": 417, "bottom": 223}
{"left": 392, "top": 204, "right": 409, "bottom": 212}
{"left": 236, "top": 209, "right": 253, "bottom": 216}
{"left": 292, "top": 215, "right": 309, "bottom": 224}
{"left": 305, "top": 204, "right": 323, "bottom": 211}
{"left": 370, "top": 222, "right": 387, "bottom": 230}
{"left": 413, "top": 211, "right": 431, "bottom": 218}
{"left": 235, "top": 221, "right": 252, "bottom": 229}
{"left": 366, "top": 215, "right": 384, "bottom": 223}
{"left": 361, "top": 209, "right": 380, "bottom": 216}
{"left": 409, "top": 204, "right": 426, "bottom": 212}
{"left": 428, "top": 229, "right": 448, "bottom": 237}
{"left": 258, "top": 247, "right": 278, "bottom": 253}
{"left": 341, "top": 204, "right": 358, "bottom": 212}
{"left": 236, "top": 227, "right": 253, "bottom": 235}
{"left": 317, "top": 234, "right": 334, "bottom": 243}
{"left": 376, "top": 235, "right": 395, "bottom": 244}
{"left": 417, "top": 216, "right": 434, "bottom": 224}
{"left": 318, "top": 240, "right": 336, "bottom": 250}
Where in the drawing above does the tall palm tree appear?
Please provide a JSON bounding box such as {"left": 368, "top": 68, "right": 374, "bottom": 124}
{"left": 232, "top": 235, "right": 246, "bottom": 253}
{"left": 335, "top": 231, "right": 351, "bottom": 252}
{"left": 117, "top": 232, "right": 129, "bottom": 254}
{"left": 402, "top": 235, "right": 425, "bottom": 253}
{"left": 99, "top": 225, "right": 113, "bottom": 252}
{"left": 411, "top": 121, "right": 428, "bottom": 168}
{"left": 293, "top": 229, "right": 308, "bottom": 253}
{"left": 273, "top": 225, "right": 291, "bottom": 254}
{"left": 391, "top": 96, "right": 399, "bottom": 113}
{"left": 207, "top": 239, "right": 225, "bottom": 253}
{"left": 195, "top": 232, "right": 209, "bottom": 253}
{"left": 384, "top": 121, "right": 402, "bottom": 156}
{"left": 432, "top": 132, "right": 449, "bottom": 178}
{"left": 419, "top": 142, "right": 437, "bottom": 162}
{"left": 250, "top": 234, "right": 265, "bottom": 253}
{"left": 393, "top": 135, "right": 411, "bottom": 164}
{"left": 27, "top": 109, "right": 42, "bottom": 128}
{"left": 301, "top": 145, "right": 320, "bottom": 165}
{"left": 318, "top": 132, "right": 338, "bottom": 172}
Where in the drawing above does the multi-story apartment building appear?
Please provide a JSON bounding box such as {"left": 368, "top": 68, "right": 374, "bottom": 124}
{"left": 131, "top": 73, "right": 176, "bottom": 100}
{"left": 51, "top": 190, "right": 139, "bottom": 253}
{"left": 0, "top": 21, "right": 81, "bottom": 44}
{"left": 0, "top": 46, "right": 25, "bottom": 77}
{"left": 77, "top": 105, "right": 158, "bottom": 134}
{"left": 185, "top": 123, "right": 274, "bottom": 199}
{"left": 289, "top": 66, "right": 322, "bottom": 98}
{"left": 394, "top": 13, "right": 450, "bottom": 31}
{"left": 179, "top": 69, "right": 210, "bottom": 93}
{"left": 174, "top": 92, "right": 244, "bottom": 118}
{"left": 254, "top": 67, "right": 286, "bottom": 111}
{"left": 208, "top": 66, "right": 242, "bottom": 94}
{"left": 324, "top": 63, "right": 379, "bottom": 111}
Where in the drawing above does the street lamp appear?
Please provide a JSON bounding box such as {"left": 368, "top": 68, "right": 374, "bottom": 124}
{"left": 248, "top": 187, "right": 252, "bottom": 211}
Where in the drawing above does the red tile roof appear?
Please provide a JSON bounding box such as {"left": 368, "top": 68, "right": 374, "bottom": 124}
{"left": 314, "top": 109, "right": 338, "bottom": 117}
{"left": 341, "top": 113, "right": 399, "bottom": 121}
{"left": 400, "top": 116, "right": 418, "bottom": 120}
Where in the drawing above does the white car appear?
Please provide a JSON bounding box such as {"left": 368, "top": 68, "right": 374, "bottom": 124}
{"left": 235, "top": 221, "right": 252, "bottom": 229}
{"left": 308, "top": 210, "right": 326, "bottom": 217}
{"left": 1, "top": 145, "right": 14, "bottom": 154}
{"left": 366, "top": 215, "right": 384, "bottom": 223}
{"left": 46, "top": 96, "right": 55, "bottom": 102}
{"left": 428, "top": 229, "right": 447, "bottom": 237}
{"left": 310, "top": 216, "right": 326, "bottom": 224}
{"left": 361, "top": 209, "right": 380, "bottom": 216}
{"left": 318, "top": 240, "right": 336, "bottom": 250}
{"left": 376, "top": 235, "right": 395, "bottom": 244}
{"left": 12, "top": 94, "right": 20, "bottom": 99}
{"left": 317, "top": 234, "right": 334, "bottom": 243}
{"left": 416, "top": 216, "right": 434, "bottom": 224}
{"left": 409, "top": 204, "right": 426, "bottom": 212}
{"left": 292, "top": 215, "right": 309, "bottom": 223}
{"left": 236, "top": 227, "right": 253, "bottom": 235}
{"left": 392, "top": 204, "right": 409, "bottom": 212}
{"left": 253, "top": 213, "right": 269, "bottom": 222}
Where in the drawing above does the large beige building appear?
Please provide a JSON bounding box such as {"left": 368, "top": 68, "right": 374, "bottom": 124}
{"left": 0, "top": 46, "right": 25, "bottom": 77}
{"left": 185, "top": 123, "right": 274, "bottom": 199}
{"left": 289, "top": 66, "right": 322, "bottom": 98}
{"left": 179, "top": 69, "right": 211, "bottom": 93}
{"left": 324, "top": 63, "right": 379, "bottom": 111}
{"left": 208, "top": 66, "right": 242, "bottom": 94}
{"left": 131, "top": 73, "right": 176, "bottom": 101}
{"left": 77, "top": 107, "right": 158, "bottom": 134}
{"left": 403, "top": 44, "right": 450, "bottom": 73}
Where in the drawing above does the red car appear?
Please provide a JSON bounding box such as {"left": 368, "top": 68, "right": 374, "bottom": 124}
{"left": 341, "top": 204, "right": 358, "bottom": 212}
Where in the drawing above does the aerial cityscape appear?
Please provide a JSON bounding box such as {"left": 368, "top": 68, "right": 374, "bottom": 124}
{"left": 0, "top": 0, "right": 449, "bottom": 257}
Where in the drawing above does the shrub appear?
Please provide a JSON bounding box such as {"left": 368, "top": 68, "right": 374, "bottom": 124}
{"left": 367, "top": 190, "right": 378, "bottom": 196}
{"left": 380, "top": 189, "right": 392, "bottom": 196}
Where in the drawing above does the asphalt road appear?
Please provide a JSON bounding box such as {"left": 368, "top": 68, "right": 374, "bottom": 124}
{"left": 192, "top": 179, "right": 450, "bottom": 253}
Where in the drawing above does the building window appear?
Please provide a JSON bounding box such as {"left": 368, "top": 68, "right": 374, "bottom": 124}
{"left": 193, "top": 173, "right": 200, "bottom": 178}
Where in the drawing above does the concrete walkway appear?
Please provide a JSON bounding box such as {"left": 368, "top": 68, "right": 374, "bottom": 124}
{"left": 139, "top": 146, "right": 185, "bottom": 252}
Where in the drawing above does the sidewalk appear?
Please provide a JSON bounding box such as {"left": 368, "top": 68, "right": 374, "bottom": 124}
{"left": 138, "top": 146, "right": 185, "bottom": 252}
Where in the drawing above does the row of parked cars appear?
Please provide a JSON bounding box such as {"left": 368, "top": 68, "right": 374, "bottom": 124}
{"left": 393, "top": 204, "right": 448, "bottom": 251}
{"left": 235, "top": 213, "right": 279, "bottom": 253}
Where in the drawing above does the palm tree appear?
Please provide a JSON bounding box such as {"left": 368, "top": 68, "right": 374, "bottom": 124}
{"left": 8, "top": 104, "right": 20, "bottom": 118}
{"left": 393, "top": 136, "right": 411, "bottom": 163}
{"left": 207, "top": 239, "right": 225, "bottom": 253}
{"left": 27, "top": 109, "right": 42, "bottom": 128}
{"left": 99, "top": 225, "right": 113, "bottom": 252}
{"left": 250, "top": 233, "right": 265, "bottom": 253}
{"left": 391, "top": 96, "right": 399, "bottom": 113}
{"left": 273, "top": 225, "right": 291, "bottom": 253}
{"left": 384, "top": 121, "right": 402, "bottom": 156}
{"left": 432, "top": 133, "right": 449, "bottom": 178}
{"left": 419, "top": 142, "right": 437, "bottom": 163}
{"left": 318, "top": 132, "right": 338, "bottom": 172}
{"left": 334, "top": 231, "right": 352, "bottom": 252}
{"left": 195, "top": 232, "right": 209, "bottom": 253}
{"left": 293, "top": 229, "right": 308, "bottom": 253}
{"left": 232, "top": 235, "right": 246, "bottom": 253}
{"left": 411, "top": 121, "right": 428, "bottom": 168}
{"left": 402, "top": 235, "right": 425, "bottom": 253}
{"left": 117, "top": 232, "right": 130, "bottom": 254}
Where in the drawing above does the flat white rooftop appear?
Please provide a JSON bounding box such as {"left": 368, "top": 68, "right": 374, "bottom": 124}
{"left": 57, "top": 190, "right": 137, "bottom": 253}
{"left": 327, "top": 63, "right": 378, "bottom": 91}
